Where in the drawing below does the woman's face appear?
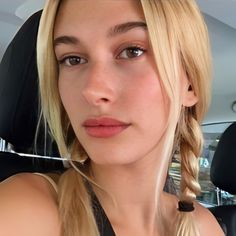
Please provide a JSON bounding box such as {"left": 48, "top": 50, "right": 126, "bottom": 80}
{"left": 54, "top": 0, "right": 172, "bottom": 166}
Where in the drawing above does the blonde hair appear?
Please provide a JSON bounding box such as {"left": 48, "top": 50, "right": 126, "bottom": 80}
{"left": 141, "top": 1, "right": 211, "bottom": 235}
{"left": 37, "top": 0, "right": 211, "bottom": 235}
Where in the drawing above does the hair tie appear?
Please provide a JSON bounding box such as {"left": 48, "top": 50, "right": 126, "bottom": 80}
{"left": 178, "top": 201, "right": 194, "bottom": 212}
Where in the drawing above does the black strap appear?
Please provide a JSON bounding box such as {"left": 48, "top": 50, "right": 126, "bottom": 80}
{"left": 91, "top": 192, "right": 116, "bottom": 236}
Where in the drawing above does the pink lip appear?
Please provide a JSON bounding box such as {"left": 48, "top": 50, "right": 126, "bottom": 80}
{"left": 82, "top": 118, "right": 130, "bottom": 138}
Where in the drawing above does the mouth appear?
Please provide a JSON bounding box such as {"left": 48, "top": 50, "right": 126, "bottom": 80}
{"left": 82, "top": 117, "right": 130, "bottom": 138}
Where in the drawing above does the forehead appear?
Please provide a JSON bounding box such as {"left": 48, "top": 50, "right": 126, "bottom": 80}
{"left": 54, "top": 0, "right": 145, "bottom": 37}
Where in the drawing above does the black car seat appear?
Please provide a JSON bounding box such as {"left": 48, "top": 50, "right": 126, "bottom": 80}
{"left": 0, "top": 11, "right": 65, "bottom": 181}
{"left": 0, "top": 9, "right": 188, "bottom": 196}
{"left": 209, "top": 122, "right": 236, "bottom": 236}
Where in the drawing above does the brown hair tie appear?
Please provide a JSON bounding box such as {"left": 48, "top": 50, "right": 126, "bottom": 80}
{"left": 178, "top": 201, "right": 194, "bottom": 212}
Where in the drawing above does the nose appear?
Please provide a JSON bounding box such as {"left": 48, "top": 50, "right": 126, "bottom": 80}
{"left": 82, "top": 63, "right": 117, "bottom": 106}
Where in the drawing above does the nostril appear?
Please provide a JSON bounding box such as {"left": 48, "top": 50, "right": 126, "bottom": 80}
{"left": 82, "top": 89, "right": 112, "bottom": 105}
{"left": 101, "top": 98, "right": 109, "bottom": 102}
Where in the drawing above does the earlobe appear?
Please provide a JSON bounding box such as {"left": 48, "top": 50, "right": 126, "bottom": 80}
{"left": 182, "top": 84, "right": 198, "bottom": 107}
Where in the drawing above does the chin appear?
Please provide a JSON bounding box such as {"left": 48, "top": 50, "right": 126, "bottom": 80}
{"left": 89, "top": 151, "right": 143, "bottom": 167}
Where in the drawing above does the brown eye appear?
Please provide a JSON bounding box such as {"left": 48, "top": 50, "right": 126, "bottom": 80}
{"left": 118, "top": 47, "right": 146, "bottom": 59}
{"left": 59, "top": 56, "right": 87, "bottom": 66}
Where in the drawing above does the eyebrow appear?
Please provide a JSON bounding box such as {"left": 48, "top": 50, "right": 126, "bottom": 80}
{"left": 54, "top": 35, "right": 79, "bottom": 47}
{"left": 107, "top": 21, "right": 147, "bottom": 37}
{"left": 54, "top": 21, "right": 147, "bottom": 47}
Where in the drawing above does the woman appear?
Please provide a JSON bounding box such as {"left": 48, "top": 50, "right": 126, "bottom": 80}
{"left": 0, "top": 0, "right": 225, "bottom": 235}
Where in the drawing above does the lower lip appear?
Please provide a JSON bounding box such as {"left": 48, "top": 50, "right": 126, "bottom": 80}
{"left": 84, "top": 125, "right": 129, "bottom": 138}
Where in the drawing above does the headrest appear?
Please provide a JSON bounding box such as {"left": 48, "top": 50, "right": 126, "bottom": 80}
{"left": 0, "top": 151, "right": 65, "bottom": 181}
{"left": 0, "top": 11, "right": 42, "bottom": 151}
{"left": 210, "top": 122, "right": 236, "bottom": 194}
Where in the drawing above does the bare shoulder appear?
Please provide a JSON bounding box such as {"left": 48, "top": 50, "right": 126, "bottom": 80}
{"left": 193, "top": 201, "right": 225, "bottom": 236}
{"left": 162, "top": 192, "right": 225, "bottom": 235}
{"left": 0, "top": 173, "right": 60, "bottom": 236}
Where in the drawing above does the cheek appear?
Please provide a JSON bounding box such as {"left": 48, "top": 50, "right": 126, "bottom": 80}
{"left": 58, "top": 75, "right": 79, "bottom": 124}
{"left": 58, "top": 76, "right": 69, "bottom": 111}
{"left": 127, "top": 67, "right": 166, "bottom": 109}
{"left": 127, "top": 67, "right": 169, "bottom": 134}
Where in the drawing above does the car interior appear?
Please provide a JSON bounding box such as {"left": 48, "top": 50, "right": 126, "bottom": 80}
{"left": 0, "top": 1, "right": 236, "bottom": 235}
{"left": 209, "top": 122, "right": 236, "bottom": 235}
{"left": 0, "top": 11, "right": 65, "bottom": 181}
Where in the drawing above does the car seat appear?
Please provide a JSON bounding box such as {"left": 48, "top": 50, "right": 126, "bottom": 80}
{"left": 209, "top": 122, "right": 236, "bottom": 235}
{"left": 0, "top": 10, "right": 65, "bottom": 181}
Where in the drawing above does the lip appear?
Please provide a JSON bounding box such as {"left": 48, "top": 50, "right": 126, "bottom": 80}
{"left": 82, "top": 117, "right": 130, "bottom": 138}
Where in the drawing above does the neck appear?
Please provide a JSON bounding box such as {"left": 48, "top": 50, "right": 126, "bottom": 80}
{"left": 90, "top": 156, "right": 169, "bottom": 235}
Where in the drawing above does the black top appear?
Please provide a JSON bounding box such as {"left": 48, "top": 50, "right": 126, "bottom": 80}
{"left": 92, "top": 193, "right": 116, "bottom": 236}
{"left": 85, "top": 179, "right": 115, "bottom": 236}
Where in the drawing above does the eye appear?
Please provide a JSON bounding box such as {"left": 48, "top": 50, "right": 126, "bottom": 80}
{"left": 117, "top": 46, "right": 146, "bottom": 59}
{"left": 59, "top": 56, "right": 87, "bottom": 67}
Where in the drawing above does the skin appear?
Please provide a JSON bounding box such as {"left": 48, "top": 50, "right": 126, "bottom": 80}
{"left": 55, "top": 0, "right": 169, "bottom": 167}
{"left": 54, "top": 0, "right": 176, "bottom": 234}
{"left": 0, "top": 173, "right": 60, "bottom": 236}
{"left": 0, "top": 0, "right": 225, "bottom": 235}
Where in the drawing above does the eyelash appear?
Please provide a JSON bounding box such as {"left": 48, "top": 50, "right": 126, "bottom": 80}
{"left": 58, "top": 56, "right": 87, "bottom": 67}
{"left": 58, "top": 45, "right": 146, "bottom": 67}
{"left": 117, "top": 45, "right": 146, "bottom": 59}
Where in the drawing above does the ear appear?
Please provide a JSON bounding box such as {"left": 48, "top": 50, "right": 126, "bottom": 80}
{"left": 181, "top": 76, "right": 198, "bottom": 107}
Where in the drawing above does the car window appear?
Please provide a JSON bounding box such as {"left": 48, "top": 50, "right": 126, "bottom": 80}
{"left": 169, "top": 122, "right": 236, "bottom": 207}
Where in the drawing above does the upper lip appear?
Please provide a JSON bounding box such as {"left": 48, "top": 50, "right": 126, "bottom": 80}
{"left": 82, "top": 117, "right": 130, "bottom": 127}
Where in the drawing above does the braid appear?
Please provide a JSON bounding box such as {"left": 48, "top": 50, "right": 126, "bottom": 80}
{"left": 174, "top": 108, "right": 203, "bottom": 236}
{"left": 58, "top": 167, "right": 99, "bottom": 236}
{"left": 56, "top": 137, "right": 99, "bottom": 236}
{"left": 179, "top": 108, "right": 202, "bottom": 201}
